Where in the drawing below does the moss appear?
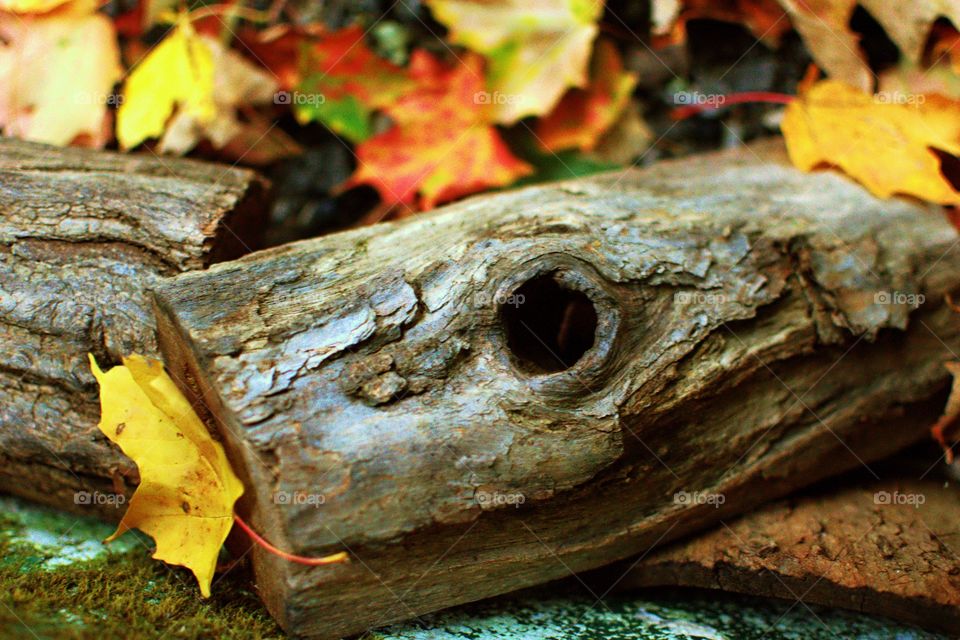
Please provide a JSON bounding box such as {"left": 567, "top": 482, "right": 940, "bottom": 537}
{"left": 0, "top": 497, "right": 947, "bottom": 639}
{"left": 0, "top": 500, "right": 281, "bottom": 640}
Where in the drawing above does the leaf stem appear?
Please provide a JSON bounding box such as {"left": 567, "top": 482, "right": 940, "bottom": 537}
{"left": 671, "top": 91, "right": 796, "bottom": 120}
{"left": 233, "top": 513, "right": 350, "bottom": 566}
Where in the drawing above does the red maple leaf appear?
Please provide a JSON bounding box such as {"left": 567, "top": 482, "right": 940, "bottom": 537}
{"left": 349, "top": 51, "right": 532, "bottom": 210}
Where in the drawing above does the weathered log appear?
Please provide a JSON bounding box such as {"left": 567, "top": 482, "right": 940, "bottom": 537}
{"left": 153, "top": 138, "right": 960, "bottom": 639}
{"left": 0, "top": 137, "right": 267, "bottom": 519}
{"left": 618, "top": 464, "right": 960, "bottom": 634}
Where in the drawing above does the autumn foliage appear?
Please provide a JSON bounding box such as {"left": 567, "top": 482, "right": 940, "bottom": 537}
{"left": 2, "top": 0, "right": 960, "bottom": 212}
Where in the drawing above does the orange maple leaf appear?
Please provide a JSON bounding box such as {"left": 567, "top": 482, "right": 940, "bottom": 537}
{"left": 536, "top": 39, "right": 638, "bottom": 152}
{"left": 348, "top": 51, "right": 532, "bottom": 210}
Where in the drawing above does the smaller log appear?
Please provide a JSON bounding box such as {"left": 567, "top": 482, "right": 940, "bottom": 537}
{"left": 618, "top": 464, "right": 960, "bottom": 635}
{"left": 0, "top": 137, "right": 267, "bottom": 518}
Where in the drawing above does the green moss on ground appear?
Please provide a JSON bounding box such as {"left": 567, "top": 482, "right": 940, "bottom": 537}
{"left": 1, "top": 495, "right": 948, "bottom": 640}
{"left": 0, "top": 499, "right": 281, "bottom": 640}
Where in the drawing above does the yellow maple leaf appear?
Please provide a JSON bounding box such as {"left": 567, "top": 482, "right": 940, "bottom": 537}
{"left": 0, "top": 0, "right": 121, "bottom": 146}
{"left": 424, "top": 0, "right": 603, "bottom": 124}
{"left": 116, "top": 19, "right": 216, "bottom": 150}
{"left": 116, "top": 18, "right": 278, "bottom": 153}
{"left": 89, "top": 354, "right": 244, "bottom": 597}
{"left": 781, "top": 79, "right": 960, "bottom": 205}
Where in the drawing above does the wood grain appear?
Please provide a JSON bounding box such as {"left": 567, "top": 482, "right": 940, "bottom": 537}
{"left": 154, "top": 138, "right": 960, "bottom": 638}
{"left": 0, "top": 137, "right": 266, "bottom": 518}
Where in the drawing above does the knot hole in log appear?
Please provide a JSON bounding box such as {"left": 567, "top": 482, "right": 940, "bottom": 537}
{"left": 494, "top": 260, "right": 621, "bottom": 388}
{"left": 501, "top": 274, "right": 597, "bottom": 374}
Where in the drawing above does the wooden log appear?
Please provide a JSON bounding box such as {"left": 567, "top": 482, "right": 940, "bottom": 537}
{"left": 617, "top": 465, "right": 960, "bottom": 635}
{"left": 153, "top": 138, "right": 960, "bottom": 639}
{"left": 0, "top": 137, "right": 267, "bottom": 519}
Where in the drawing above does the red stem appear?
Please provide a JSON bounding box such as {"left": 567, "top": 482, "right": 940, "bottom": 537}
{"left": 671, "top": 91, "right": 796, "bottom": 120}
{"left": 233, "top": 514, "right": 349, "bottom": 566}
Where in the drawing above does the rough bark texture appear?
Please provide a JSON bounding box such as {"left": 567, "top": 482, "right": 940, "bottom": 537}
{"left": 0, "top": 137, "right": 267, "bottom": 519}
{"left": 619, "top": 469, "right": 960, "bottom": 635}
{"left": 153, "top": 138, "right": 960, "bottom": 639}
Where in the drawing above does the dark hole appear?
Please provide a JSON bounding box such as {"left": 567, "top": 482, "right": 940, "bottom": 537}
{"left": 500, "top": 274, "right": 598, "bottom": 374}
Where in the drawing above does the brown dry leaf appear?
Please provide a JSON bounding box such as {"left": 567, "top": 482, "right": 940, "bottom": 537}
{"left": 776, "top": 0, "right": 872, "bottom": 91}
{"left": 932, "top": 361, "right": 960, "bottom": 463}
{"left": 777, "top": 0, "right": 960, "bottom": 91}
{"left": 861, "top": 0, "right": 960, "bottom": 65}
{"left": 586, "top": 100, "right": 653, "bottom": 165}
{"left": 781, "top": 79, "right": 960, "bottom": 205}
{"left": 660, "top": 0, "right": 790, "bottom": 47}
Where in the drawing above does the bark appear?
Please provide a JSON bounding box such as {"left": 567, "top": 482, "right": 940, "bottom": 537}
{"left": 0, "top": 137, "right": 267, "bottom": 519}
{"left": 153, "top": 138, "right": 960, "bottom": 639}
{"left": 618, "top": 468, "right": 960, "bottom": 635}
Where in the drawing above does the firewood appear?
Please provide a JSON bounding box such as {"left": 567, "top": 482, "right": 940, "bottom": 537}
{"left": 0, "top": 137, "right": 267, "bottom": 518}
{"left": 153, "top": 138, "right": 960, "bottom": 639}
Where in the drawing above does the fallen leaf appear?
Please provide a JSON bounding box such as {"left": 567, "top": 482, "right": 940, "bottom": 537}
{"left": 929, "top": 21, "right": 960, "bottom": 73}
{"left": 879, "top": 59, "right": 960, "bottom": 101}
{"left": 0, "top": 0, "right": 121, "bottom": 146}
{"left": 659, "top": 0, "right": 790, "bottom": 47}
{"left": 776, "top": 0, "right": 871, "bottom": 91}
{"left": 781, "top": 79, "right": 960, "bottom": 205}
{"left": 0, "top": 0, "right": 70, "bottom": 12}
{"left": 349, "top": 51, "right": 532, "bottom": 209}
{"left": 89, "top": 354, "right": 244, "bottom": 598}
{"left": 650, "top": 0, "right": 682, "bottom": 37}
{"left": 117, "top": 19, "right": 215, "bottom": 150}
{"left": 777, "top": 0, "right": 960, "bottom": 91}
{"left": 932, "top": 361, "right": 960, "bottom": 463}
{"left": 237, "top": 24, "right": 314, "bottom": 91}
{"left": 586, "top": 100, "right": 653, "bottom": 165}
{"left": 118, "top": 18, "right": 277, "bottom": 153}
{"left": 295, "top": 25, "right": 413, "bottom": 142}
{"left": 213, "top": 110, "right": 302, "bottom": 166}
{"left": 536, "top": 39, "right": 638, "bottom": 152}
{"left": 424, "top": 0, "right": 603, "bottom": 123}
{"left": 861, "top": 0, "right": 960, "bottom": 66}
{"left": 162, "top": 34, "right": 279, "bottom": 154}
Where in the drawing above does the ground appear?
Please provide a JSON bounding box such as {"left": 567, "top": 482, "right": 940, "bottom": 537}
{"left": 0, "top": 496, "right": 946, "bottom": 639}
